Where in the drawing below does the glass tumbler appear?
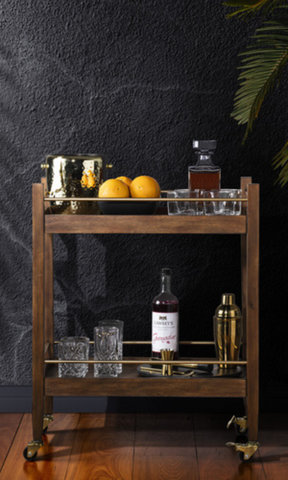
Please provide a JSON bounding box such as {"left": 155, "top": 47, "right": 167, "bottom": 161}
{"left": 204, "top": 189, "right": 242, "bottom": 216}
{"left": 167, "top": 189, "right": 204, "bottom": 216}
{"left": 189, "top": 188, "right": 205, "bottom": 216}
{"left": 58, "top": 337, "right": 89, "bottom": 378}
{"left": 217, "top": 189, "right": 242, "bottom": 215}
{"left": 98, "top": 320, "right": 124, "bottom": 373}
{"left": 203, "top": 190, "right": 217, "bottom": 216}
{"left": 94, "top": 326, "right": 119, "bottom": 377}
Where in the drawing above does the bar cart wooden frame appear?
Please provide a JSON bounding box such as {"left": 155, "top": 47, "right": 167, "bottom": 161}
{"left": 26, "top": 177, "right": 259, "bottom": 461}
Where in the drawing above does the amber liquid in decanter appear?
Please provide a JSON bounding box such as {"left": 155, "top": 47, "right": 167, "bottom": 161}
{"left": 189, "top": 170, "right": 220, "bottom": 191}
{"left": 188, "top": 140, "right": 220, "bottom": 192}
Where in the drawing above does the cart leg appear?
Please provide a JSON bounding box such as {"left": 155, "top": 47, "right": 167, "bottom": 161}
{"left": 246, "top": 183, "right": 260, "bottom": 443}
{"left": 44, "top": 232, "right": 54, "bottom": 425}
{"left": 44, "top": 399, "right": 53, "bottom": 422}
{"left": 240, "top": 177, "right": 251, "bottom": 365}
{"left": 26, "top": 184, "right": 45, "bottom": 461}
{"left": 32, "top": 398, "right": 45, "bottom": 443}
{"left": 226, "top": 181, "right": 260, "bottom": 463}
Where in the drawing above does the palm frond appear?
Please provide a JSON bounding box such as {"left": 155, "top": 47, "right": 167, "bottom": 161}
{"left": 231, "top": 8, "right": 288, "bottom": 142}
{"left": 223, "top": 0, "right": 285, "bottom": 19}
{"left": 273, "top": 140, "right": 288, "bottom": 185}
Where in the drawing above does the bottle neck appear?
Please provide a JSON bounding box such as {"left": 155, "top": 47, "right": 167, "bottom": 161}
{"left": 195, "top": 153, "right": 215, "bottom": 167}
{"left": 161, "top": 274, "right": 171, "bottom": 293}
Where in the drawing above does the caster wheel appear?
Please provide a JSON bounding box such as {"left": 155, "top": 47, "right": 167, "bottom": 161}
{"left": 238, "top": 451, "right": 253, "bottom": 462}
{"left": 23, "top": 447, "right": 37, "bottom": 462}
{"left": 235, "top": 424, "right": 248, "bottom": 436}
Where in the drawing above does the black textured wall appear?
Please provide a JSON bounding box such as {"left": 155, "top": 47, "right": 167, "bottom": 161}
{"left": 1, "top": 1, "right": 288, "bottom": 401}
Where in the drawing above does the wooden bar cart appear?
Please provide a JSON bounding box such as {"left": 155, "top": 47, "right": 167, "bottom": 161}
{"left": 24, "top": 177, "right": 259, "bottom": 462}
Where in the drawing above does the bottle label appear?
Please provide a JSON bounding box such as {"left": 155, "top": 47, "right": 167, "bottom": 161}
{"left": 152, "top": 312, "right": 179, "bottom": 353}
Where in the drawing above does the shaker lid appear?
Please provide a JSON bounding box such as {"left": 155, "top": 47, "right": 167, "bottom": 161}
{"left": 215, "top": 293, "right": 242, "bottom": 319}
{"left": 221, "top": 293, "right": 235, "bottom": 305}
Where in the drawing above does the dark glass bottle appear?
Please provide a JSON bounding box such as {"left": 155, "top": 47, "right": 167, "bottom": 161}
{"left": 152, "top": 268, "right": 179, "bottom": 359}
{"left": 188, "top": 140, "right": 221, "bottom": 191}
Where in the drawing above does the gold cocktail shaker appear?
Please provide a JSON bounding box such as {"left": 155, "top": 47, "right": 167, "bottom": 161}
{"left": 213, "top": 294, "right": 242, "bottom": 371}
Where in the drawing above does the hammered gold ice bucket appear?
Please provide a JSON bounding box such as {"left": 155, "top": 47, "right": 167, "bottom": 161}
{"left": 41, "top": 154, "right": 112, "bottom": 214}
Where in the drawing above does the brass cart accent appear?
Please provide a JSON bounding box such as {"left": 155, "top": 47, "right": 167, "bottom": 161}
{"left": 227, "top": 414, "right": 248, "bottom": 435}
{"left": 226, "top": 441, "right": 259, "bottom": 462}
{"left": 23, "top": 440, "right": 44, "bottom": 461}
{"left": 43, "top": 414, "right": 54, "bottom": 433}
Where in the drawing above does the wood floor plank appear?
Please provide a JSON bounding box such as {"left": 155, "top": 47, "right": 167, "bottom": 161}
{"left": 193, "top": 413, "right": 266, "bottom": 480}
{"left": 65, "top": 413, "right": 135, "bottom": 480}
{"left": 0, "top": 413, "right": 23, "bottom": 472}
{"left": 133, "top": 413, "right": 199, "bottom": 480}
{"left": 258, "top": 413, "right": 288, "bottom": 480}
{"left": 0, "top": 413, "right": 80, "bottom": 480}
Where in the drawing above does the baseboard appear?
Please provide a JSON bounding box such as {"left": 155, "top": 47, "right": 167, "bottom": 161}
{"left": 1, "top": 386, "right": 287, "bottom": 413}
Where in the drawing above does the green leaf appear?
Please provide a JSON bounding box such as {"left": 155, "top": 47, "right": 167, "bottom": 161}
{"left": 223, "top": 0, "right": 285, "bottom": 19}
{"left": 273, "top": 141, "right": 288, "bottom": 186}
{"left": 224, "top": 0, "right": 268, "bottom": 6}
{"left": 230, "top": 8, "right": 288, "bottom": 142}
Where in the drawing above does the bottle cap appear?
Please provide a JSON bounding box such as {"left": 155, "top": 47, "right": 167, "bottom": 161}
{"left": 161, "top": 268, "right": 171, "bottom": 276}
{"left": 193, "top": 140, "right": 217, "bottom": 153}
{"left": 221, "top": 293, "right": 235, "bottom": 305}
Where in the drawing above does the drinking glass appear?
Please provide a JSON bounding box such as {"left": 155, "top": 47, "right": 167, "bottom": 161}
{"left": 167, "top": 189, "right": 204, "bottom": 216}
{"left": 98, "top": 320, "right": 124, "bottom": 373}
{"left": 203, "top": 190, "right": 217, "bottom": 216}
{"left": 190, "top": 188, "right": 205, "bottom": 216}
{"left": 204, "top": 189, "right": 242, "bottom": 215}
{"left": 217, "top": 189, "right": 242, "bottom": 215}
{"left": 58, "top": 337, "right": 89, "bottom": 378}
{"left": 94, "top": 326, "right": 119, "bottom": 377}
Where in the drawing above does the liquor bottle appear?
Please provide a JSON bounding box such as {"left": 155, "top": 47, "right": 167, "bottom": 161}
{"left": 152, "top": 268, "right": 179, "bottom": 359}
{"left": 188, "top": 140, "right": 221, "bottom": 191}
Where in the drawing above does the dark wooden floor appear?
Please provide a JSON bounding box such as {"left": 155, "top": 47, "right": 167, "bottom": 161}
{"left": 0, "top": 413, "right": 287, "bottom": 479}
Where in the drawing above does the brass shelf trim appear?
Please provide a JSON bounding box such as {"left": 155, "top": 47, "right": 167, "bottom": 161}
{"left": 53, "top": 340, "right": 215, "bottom": 345}
{"left": 44, "top": 196, "right": 247, "bottom": 203}
{"left": 45, "top": 359, "right": 247, "bottom": 365}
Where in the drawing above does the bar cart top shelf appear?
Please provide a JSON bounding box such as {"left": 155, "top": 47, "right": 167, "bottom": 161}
{"left": 42, "top": 177, "right": 252, "bottom": 234}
